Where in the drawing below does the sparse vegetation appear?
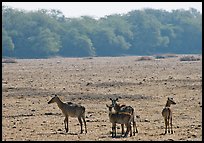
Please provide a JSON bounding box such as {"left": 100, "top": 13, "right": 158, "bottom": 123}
{"left": 179, "top": 56, "right": 200, "bottom": 61}
{"left": 154, "top": 55, "right": 166, "bottom": 59}
{"left": 2, "top": 58, "right": 17, "bottom": 63}
{"left": 137, "top": 56, "right": 154, "bottom": 61}
{"left": 164, "top": 54, "right": 178, "bottom": 58}
{"left": 2, "top": 56, "right": 202, "bottom": 141}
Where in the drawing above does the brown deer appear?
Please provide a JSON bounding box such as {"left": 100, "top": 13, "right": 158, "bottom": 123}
{"left": 162, "top": 97, "right": 176, "bottom": 134}
{"left": 48, "top": 94, "right": 87, "bottom": 134}
{"left": 106, "top": 104, "right": 132, "bottom": 137}
{"left": 110, "top": 98, "right": 138, "bottom": 135}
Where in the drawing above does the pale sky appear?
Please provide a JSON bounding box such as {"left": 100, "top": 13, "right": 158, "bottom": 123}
{"left": 2, "top": 2, "right": 202, "bottom": 19}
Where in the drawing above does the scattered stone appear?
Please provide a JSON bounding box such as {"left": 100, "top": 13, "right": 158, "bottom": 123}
{"left": 144, "top": 119, "right": 150, "bottom": 122}
{"left": 136, "top": 115, "right": 140, "bottom": 118}
{"left": 44, "top": 112, "right": 53, "bottom": 115}
{"left": 138, "top": 82, "right": 142, "bottom": 85}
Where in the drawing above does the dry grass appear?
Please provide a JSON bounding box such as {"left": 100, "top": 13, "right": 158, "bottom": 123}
{"left": 2, "top": 55, "right": 202, "bottom": 141}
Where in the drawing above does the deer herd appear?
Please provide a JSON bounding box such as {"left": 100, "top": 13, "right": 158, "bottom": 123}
{"left": 48, "top": 94, "right": 176, "bottom": 138}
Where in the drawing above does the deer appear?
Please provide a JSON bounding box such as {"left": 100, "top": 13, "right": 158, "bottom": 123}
{"left": 162, "top": 97, "right": 176, "bottom": 134}
{"left": 110, "top": 98, "right": 138, "bottom": 135}
{"left": 106, "top": 104, "right": 133, "bottom": 138}
{"left": 48, "top": 94, "right": 87, "bottom": 134}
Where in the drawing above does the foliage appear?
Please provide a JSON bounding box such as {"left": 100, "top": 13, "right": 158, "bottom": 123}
{"left": 2, "top": 6, "right": 202, "bottom": 58}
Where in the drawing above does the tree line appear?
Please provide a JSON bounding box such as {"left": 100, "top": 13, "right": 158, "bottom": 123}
{"left": 2, "top": 6, "right": 202, "bottom": 58}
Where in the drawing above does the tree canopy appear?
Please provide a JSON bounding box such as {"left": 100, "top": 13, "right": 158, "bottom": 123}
{"left": 2, "top": 6, "right": 202, "bottom": 58}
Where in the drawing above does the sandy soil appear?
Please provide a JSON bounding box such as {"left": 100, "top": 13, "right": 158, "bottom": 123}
{"left": 2, "top": 55, "right": 202, "bottom": 141}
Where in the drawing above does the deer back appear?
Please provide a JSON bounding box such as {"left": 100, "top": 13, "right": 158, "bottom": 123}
{"left": 162, "top": 107, "right": 172, "bottom": 118}
{"left": 109, "top": 112, "right": 132, "bottom": 124}
{"left": 62, "top": 102, "right": 85, "bottom": 117}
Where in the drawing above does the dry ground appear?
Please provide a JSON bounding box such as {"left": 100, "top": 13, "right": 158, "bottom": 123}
{"left": 2, "top": 55, "right": 202, "bottom": 141}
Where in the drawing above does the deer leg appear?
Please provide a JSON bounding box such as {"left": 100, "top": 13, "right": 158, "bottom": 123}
{"left": 112, "top": 123, "right": 116, "bottom": 137}
{"left": 123, "top": 123, "right": 129, "bottom": 137}
{"left": 64, "top": 118, "right": 66, "bottom": 132}
{"left": 167, "top": 117, "right": 170, "bottom": 133}
{"left": 133, "top": 115, "right": 138, "bottom": 135}
{"left": 164, "top": 118, "right": 167, "bottom": 134}
{"left": 133, "top": 121, "right": 136, "bottom": 135}
{"left": 170, "top": 116, "right": 173, "bottom": 134}
{"left": 121, "top": 124, "right": 124, "bottom": 135}
{"left": 64, "top": 116, "right": 68, "bottom": 133}
{"left": 82, "top": 115, "right": 87, "bottom": 133}
{"left": 67, "top": 116, "right": 69, "bottom": 133}
{"left": 78, "top": 117, "right": 83, "bottom": 134}
{"left": 132, "top": 114, "right": 137, "bottom": 135}
{"left": 129, "top": 122, "right": 132, "bottom": 137}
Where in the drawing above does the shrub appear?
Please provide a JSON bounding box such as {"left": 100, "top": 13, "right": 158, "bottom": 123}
{"left": 137, "top": 56, "right": 153, "bottom": 61}
{"left": 164, "top": 54, "right": 178, "bottom": 58}
{"left": 179, "top": 56, "right": 200, "bottom": 61}
{"left": 154, "top": 55, "right": 166, "bottom": 59}
{"left": 2, "top": 58, "right": 17, "bottom": 63}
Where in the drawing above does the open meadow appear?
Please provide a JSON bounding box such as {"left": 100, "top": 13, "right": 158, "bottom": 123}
{"left": 2, "top": 55, "right": 202, "bottom": 141}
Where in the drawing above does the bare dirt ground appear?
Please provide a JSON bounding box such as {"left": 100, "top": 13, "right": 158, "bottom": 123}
{"left": 2, "top": 55, "right": 202, "bottom": 141}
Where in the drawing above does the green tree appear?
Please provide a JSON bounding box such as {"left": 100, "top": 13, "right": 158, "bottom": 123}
{"left": 2, "top": 5, "right": 202, "bottom": 58}
{"left": 2, "top": 28, "right": 14, "bottom": 57}
{"left": 28, "top": 28, "right": 61, "bottom": 58}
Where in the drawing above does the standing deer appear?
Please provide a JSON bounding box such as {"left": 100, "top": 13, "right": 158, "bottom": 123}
{"left": 110, "top": 98, "right": 138, "bottom": 135}
{"left": 106, "top": 104, "right": 132, "bottom": 137}
{"left": 48, "top": 94, "right": 87, "bottom": 134}
{"left": 162, "top": 97, "right": 176, "bottom": 134}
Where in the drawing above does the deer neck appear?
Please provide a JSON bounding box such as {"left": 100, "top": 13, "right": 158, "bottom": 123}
{"left": 55, "top": 97, "right": 64, "bottom": 110}
{"left": 114, "top": 103, "right": 121, "bottom": 112}
{"left": 165, "top": 101, "right": 171, "bottom": 107}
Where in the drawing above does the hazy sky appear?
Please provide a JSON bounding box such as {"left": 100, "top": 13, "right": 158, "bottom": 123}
{"left": 2, "top": 2, "right": 202, "bottom": 19}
